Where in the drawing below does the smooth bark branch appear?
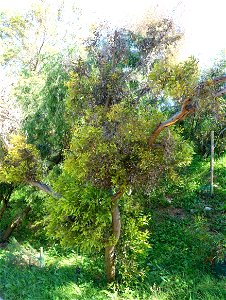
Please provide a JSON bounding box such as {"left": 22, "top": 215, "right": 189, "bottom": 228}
{"left": 211, "top": 75, "right": 226, "bottom": 85}
{"left": 1, "top": 206, "right": 31, "bottom": 242}
{"left": 215, "top": 87, "right": 226, "bottom": 97}
{"left": 148, "top": 75, "right": 226, "bottom": 147}
{"left": 148, "top": 98, "right": 195, "bottom": 146}
{"left": 27, "top": 180, "right": 61, "bottom": 199}
{"left": 111, "top": 189, "right": 124, "bottom": 203}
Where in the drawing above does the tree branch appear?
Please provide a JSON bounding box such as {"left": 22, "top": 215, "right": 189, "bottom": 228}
{"left": 111, "top": 190, "right": 124, "bottom": 203}
{"left": 27, "top": 180, "right": 61, "bottom": 199}
{"left": 148, "top": 98, "right": 195, "bottom": 147}
{"left": 211, "top": 75, "right": 226, "bottom": 85}
{"left": 215, "top": 87, "right": 226, "bottom": 97}
{"left": 148, "top": 75, "right": 226, "bottom": 147}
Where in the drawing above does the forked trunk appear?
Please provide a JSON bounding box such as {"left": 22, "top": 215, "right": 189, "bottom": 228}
{"left": 105, "top": 191, "right": 123, "bottom": 283}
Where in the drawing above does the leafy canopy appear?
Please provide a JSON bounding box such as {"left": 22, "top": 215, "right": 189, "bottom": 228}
{"left": 45, "top": 22, "right": 195, "bottom": 251}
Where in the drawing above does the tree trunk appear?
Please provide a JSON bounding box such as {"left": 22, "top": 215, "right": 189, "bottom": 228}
{"left": 105, "top": 245, "right": 116, "bottom": 283}
{"left": 0, "top": 200, "right": 8, "bottom": 220}
{"left": 210, "top": 131, "right": 214, "bottom": 196}
{"left": 1, "top": 206, "right": 31, "bottom": 242}
{"left": 105, "top": 191, "right": 123, "bottom": 283}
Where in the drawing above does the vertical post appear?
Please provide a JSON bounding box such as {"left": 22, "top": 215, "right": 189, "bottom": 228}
{"left": 39, "top": 247, "right": 45, "bottom": 267}
{"left": 210, "top": 131, "right": 214, "bottom": 196}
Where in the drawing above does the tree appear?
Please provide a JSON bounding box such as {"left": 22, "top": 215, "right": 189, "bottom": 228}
{"left": 0, "top": 15, "right": 225, "bottom": 283}
{"left": 44, "top": 22, "right": 196, "bottom": 282}
{"left": 14, "top": 54, "right": 70, "bottom": 165}
{"left": 180, "top": 58, "right": 226, "bottom": 155}
{"left": 0, "top": 0, "right": 80, "bottom": 72}
{"left": 44, "top": 24, "right": 226, "bottom": 282}
{"left": 0, "top": 2, "right": 80, "bottom": 240}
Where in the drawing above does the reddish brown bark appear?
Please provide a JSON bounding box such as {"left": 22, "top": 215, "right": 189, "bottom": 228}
{"left": 148, "top": 98, "right": 195, "bottom": 146}
{"left": 105, "top": 190, "right": 123, "bottom": 283}
{"left": 148, "top": 75, "right": 226, "bottom": 147}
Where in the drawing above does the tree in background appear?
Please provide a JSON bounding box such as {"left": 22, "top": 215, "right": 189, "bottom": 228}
{"left": 0, "top": 2, "right": 79, "bottom": 239}
{"left": 14, "top": 54, "right": 70, "bottom": 166}
{"left": 0, "top": 0, "right": 80, "bottom": 72}
{"left": 181, "top": 58, "right": 226, "bottom": 155}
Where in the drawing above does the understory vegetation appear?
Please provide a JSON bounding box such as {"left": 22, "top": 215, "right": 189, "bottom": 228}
{"left": 0, "top": 155, "right": 225, "bottom": 299}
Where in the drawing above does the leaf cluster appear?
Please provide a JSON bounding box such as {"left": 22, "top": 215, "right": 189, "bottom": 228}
{"left": 148, "top": 56, "right": 199, "bottom": 99}
{"left": 0, "top": 135, "right": 42, "bottom": 183}
{"left": 45, "top": 178, "right": 111, "bottom": 252}
{"left": 63, "top": 104, "right": 193, "bottom": 193}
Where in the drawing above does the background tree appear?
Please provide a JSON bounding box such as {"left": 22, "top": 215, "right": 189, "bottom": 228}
{"left": 14, "top": 54, "right": 70, "bottom": 166}
{"left": 180, "top": 58, "right": 226, "bottom": 155}
{"left": 0, "top": 2, "right": 80, "bottom": 241}
{"left": 0, "top": 0, "right": 80, "bottom": 72}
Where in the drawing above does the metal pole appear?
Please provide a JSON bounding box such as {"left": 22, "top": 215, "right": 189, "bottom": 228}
{"left": 39, "top": 247, "right": 45, "bottom": 267}
{"left": 210, "top": 131, "right": 214, "bottom": 196}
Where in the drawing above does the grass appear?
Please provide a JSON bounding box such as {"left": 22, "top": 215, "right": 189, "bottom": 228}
{"left": 0, "top": 243, "right": 225, "bottom": 300}
{"left": 0, "top": 245, "right": 175, "bottom": 300}
{"left": 0, "top": 155, "right": 225, "bottom": 299}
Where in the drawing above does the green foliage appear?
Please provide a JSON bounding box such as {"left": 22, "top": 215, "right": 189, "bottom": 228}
{"left": 44, "top": 25, "right": 196, "bottom": 272}
{"left": 148, "top": 56, "right": 199, "bottom": 99}
{"left": 0, "top": 5, "right": 225, "bottom": 295}
{"left": 45, "top": 180, "right": 111, "bottom": 252}
{"left": 0, "top": 135, "right": 42, "bottom": 183}
{"left": 45, "top": 101, "right": 193, "bottom": 256}
{"left": 0, "top": 239, "right": 225, "bottom": 300}
{"left": 180, "top": 58, "right": 226, "bottom": 155}
{"left": 15, "top": 54, "right": 70, "bottom": 164}
{"left": 0, "top": 2, "right": 81, "bottom": 70}
{"left": 63, "top": 104, "right": 193, "bottom": 192}
{"left": 0, "top": 13, "right": 28, "bottom": 64}
{"left": 117, "top": 194, "right": 151, "bottom": 282}
{"left": 148, "top": 215, "right": 214, "bottom": 273}
{"left": 0, "top": 243, "right": 107, "bottom": 300}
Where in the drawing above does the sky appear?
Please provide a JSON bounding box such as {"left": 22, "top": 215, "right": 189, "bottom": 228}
{"left": 0, "top": 0, "right": 226, "bottom": 67}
